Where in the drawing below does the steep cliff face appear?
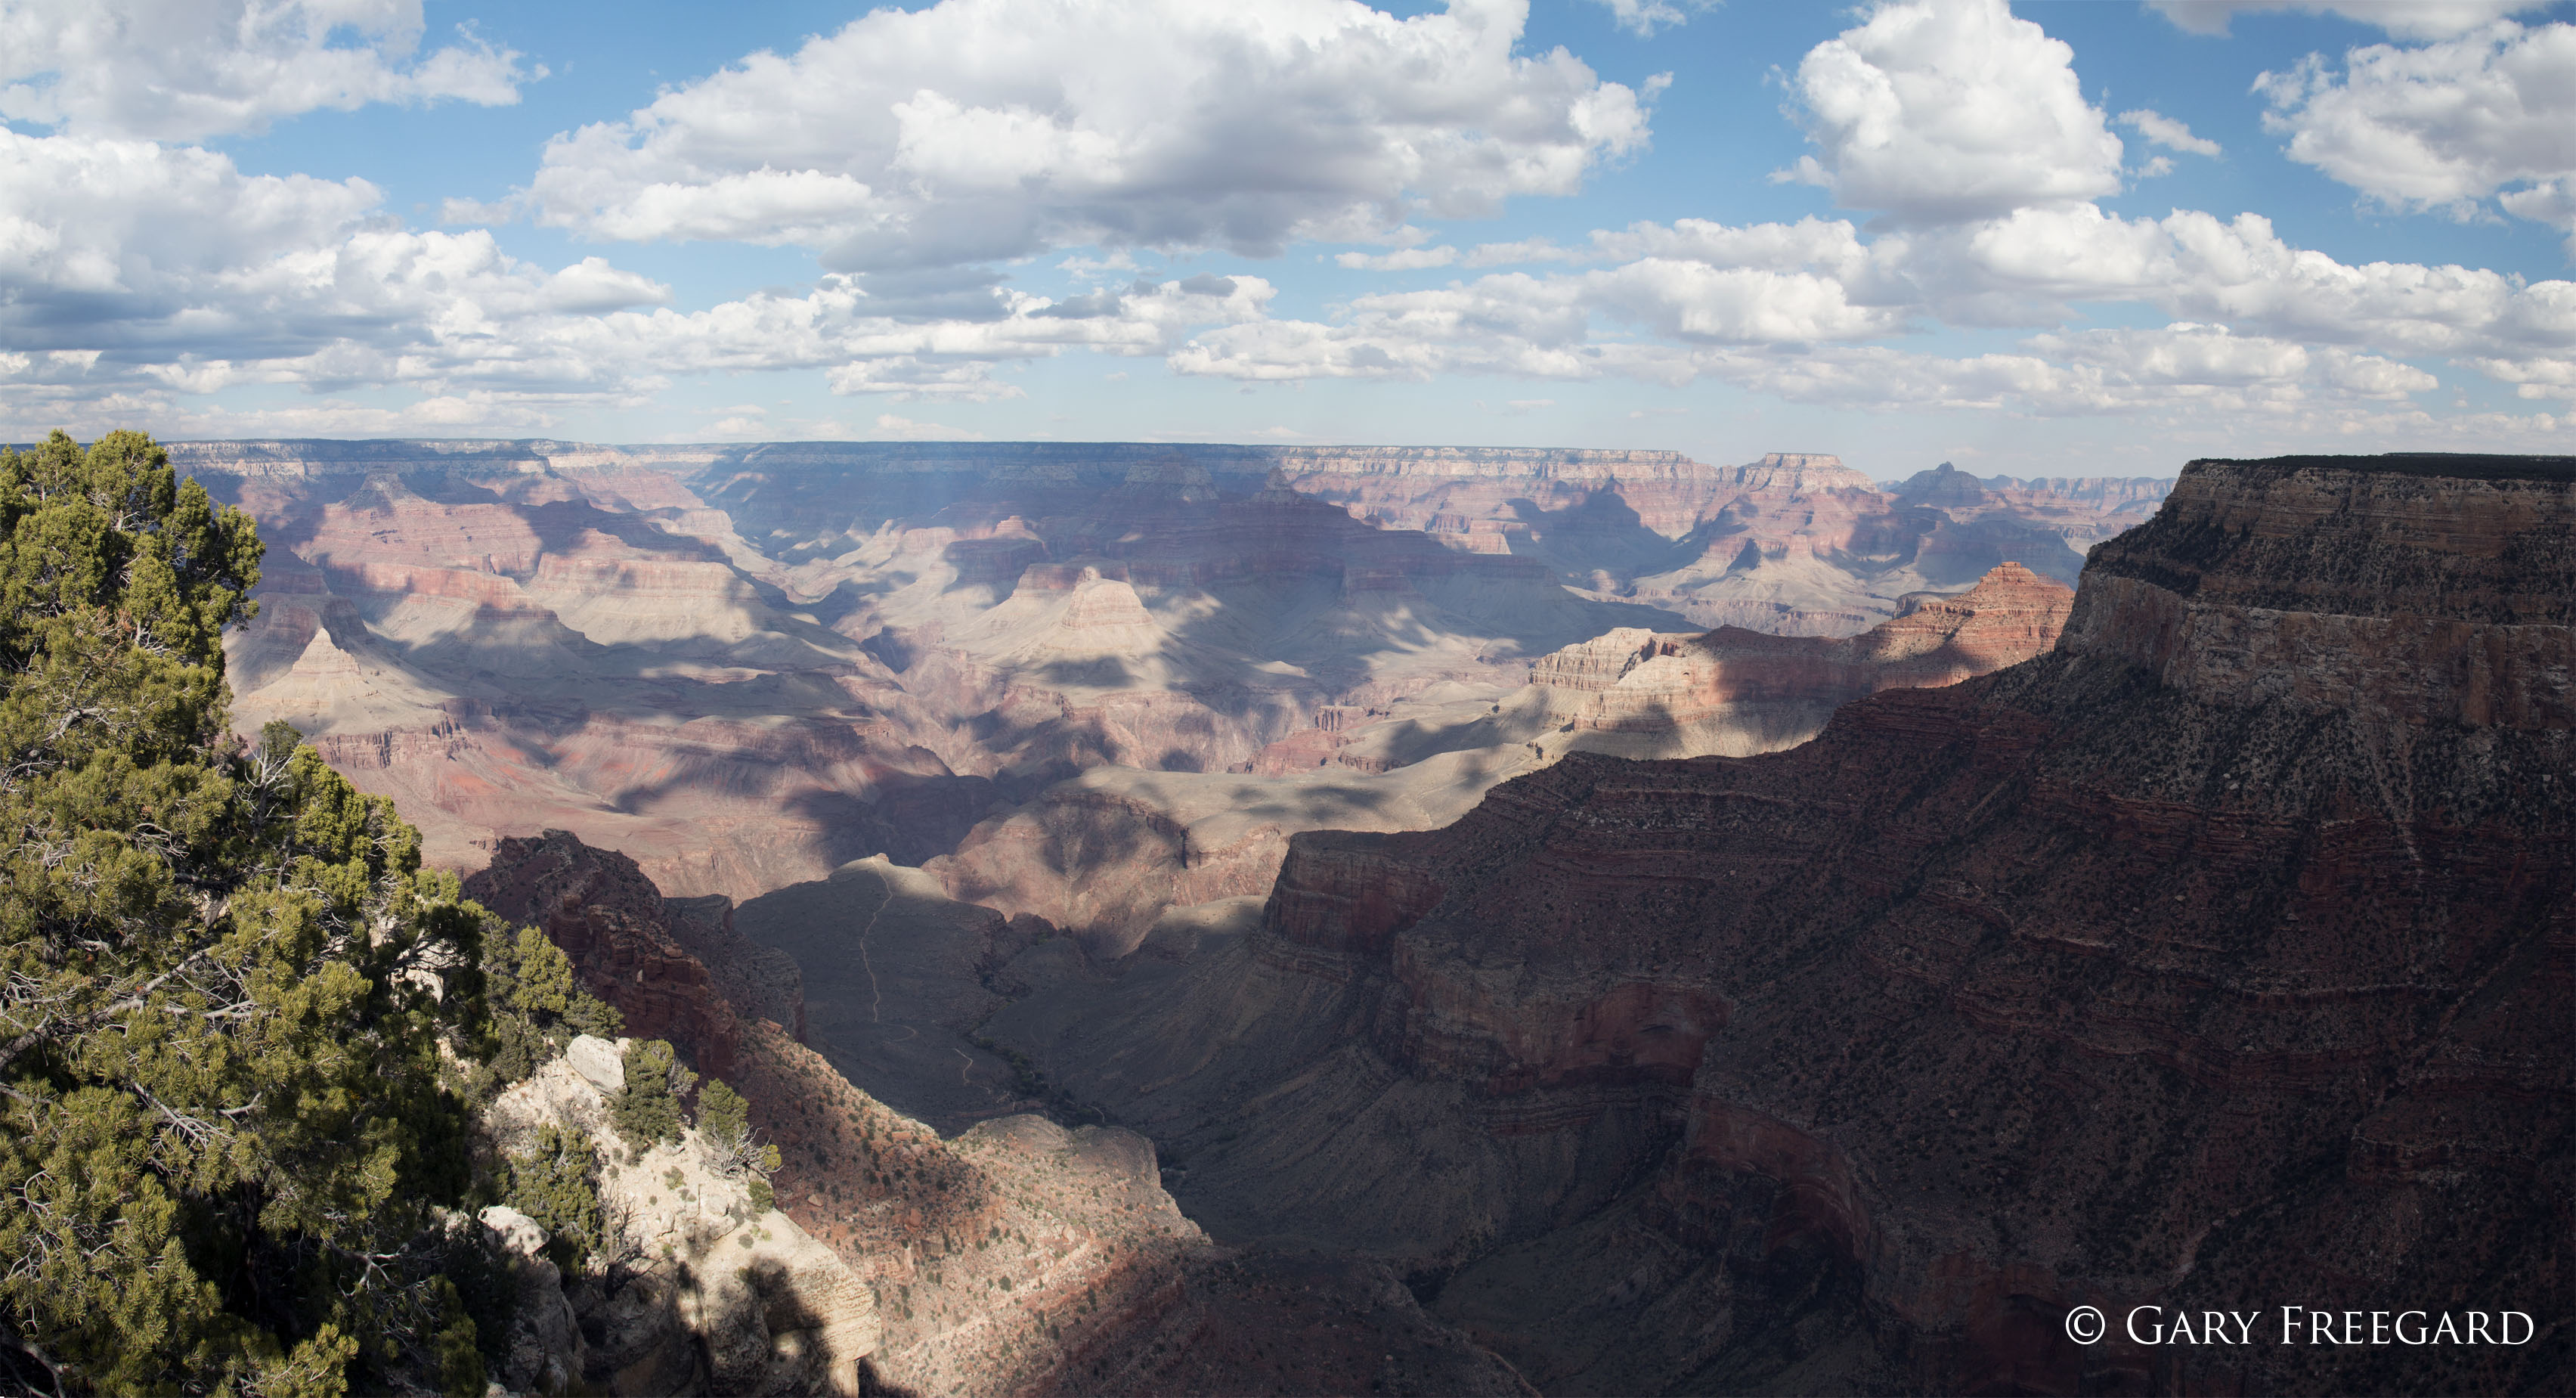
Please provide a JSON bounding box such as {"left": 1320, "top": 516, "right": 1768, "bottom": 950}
{"left": 992, "top": 454, "right": 2574, "bottom": 1395}
{"left": 204, "top": 440, "right": 1698, "bottom": 901}
{"left": 913, "top": 565, "right": 2069, "bottom": 950}
{"left": 194, "top": 438, "right": 2160, "bottom": 921}
{"left": 469, "top": 831, "right": 748, "bottom": 1076}
{"left": 469, "top": 830, "right": 1520, "bottom": 1396}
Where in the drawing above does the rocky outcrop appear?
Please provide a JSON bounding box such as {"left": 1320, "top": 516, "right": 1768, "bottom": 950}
{"left": 196, "top": 438, "right": 2166, "bottom": 916}
{"left": 664, "top": 894, "right": 808, "bottom": 1043}
{"left": 478, "top": 1045, "right": 883, "bottom": 1396}
{"left": 916, "top": 565, "right": 2069, "bottom": 947}
{"left": 468, "top": 831, "right": 743, "bottom": 1075}
{"left": 991, "top": 454, "right": 2575, "bottom": 1396}
{"left": 207, "top": 439, "right": 1704, "bottom": 902}
{"left": 919, "top": 745, "right": 1546, "bottom": 956}
{"left": 2062, "top": 453, "right": 2576, "bottom": 727}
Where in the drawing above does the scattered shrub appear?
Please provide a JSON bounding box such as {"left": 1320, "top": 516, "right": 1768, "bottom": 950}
{"left": 609, "top": 1040, "right": 695, "bottom": 1147}
{"left": 505, "top": 1124, "right": 602, "bottom": 1272}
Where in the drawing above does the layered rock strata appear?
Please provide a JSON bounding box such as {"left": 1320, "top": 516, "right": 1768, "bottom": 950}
{"left": 205, "top": 441, "right": 1713, "bottom": 900}
{"left": 914, "top": 564, "right": 2070, "bottom": 951}
{"left": 469, "top": 831, "right": 746, "bottom": 1075}
{"left": 469, "top": 832, "right": 1212, "bottom": 1393}
{"left": 194, "top": 439, "right": 2162, "bottom": 918}
{"left": 992, "top": 454, "right": 2575, "bottom": 1396}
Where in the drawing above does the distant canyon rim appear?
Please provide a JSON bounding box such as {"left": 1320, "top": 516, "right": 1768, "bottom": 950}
{"left": 197, "top": 439, "right": 2132, "bottom": 929}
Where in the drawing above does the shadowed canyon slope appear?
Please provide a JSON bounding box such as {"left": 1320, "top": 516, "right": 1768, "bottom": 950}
{"left": 984, "top": 454, "right": 2574, "bottom": 1396}
{"left": 197, "top": 438, "right": 2136, "bottom": 911}
{"left": 463, "top": 830, "right": 1535, "bottom": 1397}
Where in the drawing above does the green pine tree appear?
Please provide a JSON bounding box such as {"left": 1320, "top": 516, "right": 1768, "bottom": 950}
{"left": 503, "top": 1124, "right": 602, "bottom": 1273}
{"left": 0, "top": 430, "right": 574, "bottom": 1396}
{"left": 469, "top": 925, "right": 624, "bottom": 1092}
{"left": 695, "top": 1078, "right": 782, "bottom": 1211}
{"left": 697, "top": 1078, "right": 751, "bottom": 1153}
{"left": 608, "top": 1039, "right": 695, "bottom": 1149}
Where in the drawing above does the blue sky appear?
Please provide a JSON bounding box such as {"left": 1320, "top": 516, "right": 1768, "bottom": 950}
{"left": 4, "top": 0, "right": 2573, "bottom": 479}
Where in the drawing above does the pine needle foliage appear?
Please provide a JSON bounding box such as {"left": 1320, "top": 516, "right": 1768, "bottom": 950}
{"left": 0, "top": 431, "right": 521, "bottom": 1396}
{"left": 697, "top": 1078, "right": 751, "bottom": 1155}
{"left": 467, "top": 927, "right": 623, "bottom": 1093}
{"left": 695, "top": 1079, "right": 782, "bottom": 1212}
{"left": 501, "top": 1124, "right": 601, "bottom": 1274}
{"left": 608, "top": 1039, "right": 695, "bottom": 1149}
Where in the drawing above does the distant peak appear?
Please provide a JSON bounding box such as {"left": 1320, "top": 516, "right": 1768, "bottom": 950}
{"left": 1893, "top": 460, "right": 1988, "bottom": 507}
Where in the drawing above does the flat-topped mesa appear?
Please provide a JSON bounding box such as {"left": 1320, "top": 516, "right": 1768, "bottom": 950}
{"left": 1729, "top": 450, "right": 1874, "bottom": 491}
{"left": 2063, "top": 453, "right": 2576, "bottom": 728}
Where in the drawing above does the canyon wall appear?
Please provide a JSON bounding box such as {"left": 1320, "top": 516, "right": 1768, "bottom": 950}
{"left": 912, "top": 560, "right": 2072, "bottom": 950}
{"left": 190, "top": 437, "right": 2160, "bottom": 909}
{"left": 989, "top": 453, "right": 2574, "bottom": 1395}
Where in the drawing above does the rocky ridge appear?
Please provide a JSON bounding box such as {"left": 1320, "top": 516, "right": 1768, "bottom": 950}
{"left": 475, "top": 1041, "right": 882, "bottom": 1395}
{"left": 988, "top": 453, "right": 2574, "bottom": 1395}
{"left": 206, "top": 441, "right": 1720, "bottom": 900}
{"left": 907, "top": 560, "right": 2070, "bottom": 949}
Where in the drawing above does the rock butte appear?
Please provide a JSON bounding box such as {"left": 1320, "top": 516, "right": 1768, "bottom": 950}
{"left": 974, "top": 454, "right": 2572, "bottom": 1396}
{"left": 925, "top": 560, "right": 2070, "bottom": 954}
{"left": 197, "top": 439, "right": 2139, "bottom": 928}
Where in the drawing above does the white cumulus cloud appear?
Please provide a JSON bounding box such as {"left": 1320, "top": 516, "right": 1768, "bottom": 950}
{"left": 2256, "top": 19, "right": 2576, "bottom": 247}
{"left": 0, "top": 0, "right": 534, "bottom": 141}
{"left": 1586, "top": 0, "right": 1716, "bottom": 36}
{"left": 873, "top": 414, "right": 986, "bottom": 440}
{"left": 519, "top": 0, "right": 1652, "bottom": 273}
{"left": 1335, "top": 246, "right": 1461, "bottom": 271}
{"left": 2148, "top": 2, "right": 2549, "bottom": 41}
{"left": 1779, "top": 0, "right": 2125, "bottom": 225}
{"left": 0, "top": 119, "right": 1289, "bottom": 429}
{"left": 2119, "top": 109, "right": 2224, "bottom": 158}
